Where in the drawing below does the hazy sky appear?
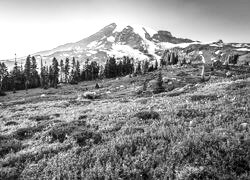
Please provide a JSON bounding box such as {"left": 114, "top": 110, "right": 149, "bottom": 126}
{"left": 0, "top": 0, "right": 250, "bottom": 59}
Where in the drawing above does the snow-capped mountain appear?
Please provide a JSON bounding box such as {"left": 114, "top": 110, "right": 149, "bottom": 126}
{"left": 31, "top": 23, "right": 195, "bottom": 64}
{"left": 2, "top": 23, "right": 250, "bottom": 69}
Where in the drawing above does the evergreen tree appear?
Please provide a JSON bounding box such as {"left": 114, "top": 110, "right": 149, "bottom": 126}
{"left": 154, "top": 60, "right": 158, "bottom": 70}
{"left": 12, "top": 61, "right": 19, "bottom": 92}
{"left": 143, "top": 60, "right": 149, "bottom": 74}
{"left": 52, "top": 57, "right": 59, "bottom": 88}
{"left": 40, "top": 66, "right": 46, "bottom": 89}
{"left": 24, "top": 55, "right": 31, "bottom": 90}
{"left": 153, "top": 71, "right": 165, "bottom": 94}
{"left": 0, "top": 62, "right": 8, "bottom": 94}
{"left": 65, "top": 58, "right": 70, "bottom": 83}
{"left": 72, "top": 57, "right": 76, "bottom": 71}
{"left": 109, "top": 56, "right": 117, "bottom": 78}
{"left": 60, "top": 59, "right": 64, "bottom": 83}
{"left": 170, "top": 52, "right": 175, "bottom": 65}
{"left": 135, "top": 61, "right": 142, "bottom": 75}
{"left": 104, "top": 58, "right": 110, "bottom": 78}
{"left": 30, "top": 56, "right": 40, "bottom": 88}
{"left": 76, "top": 60, "right": 81, "bottom": 82}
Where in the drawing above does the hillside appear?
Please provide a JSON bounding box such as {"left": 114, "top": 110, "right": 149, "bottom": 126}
{"left": 1, "top": 63, "right": 250, "bottom": 179}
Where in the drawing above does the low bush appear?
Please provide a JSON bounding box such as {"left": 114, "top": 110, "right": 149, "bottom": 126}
{"left": 71, "top": 129, "right": 102, "bottom": 146}
{"left": 190, "top": 94, "right": 219, "bottom": 102}
{"left": 134, "top": 111, "right": 160, "bottom": 120}
{"left": 13, "top": 126, "right": 41, "bottom": 140}
{"left": 5, "top": 121, "right": 18, "bottom": 126}
{"left": 45, "top": 120, "right": 91, "bottom": 143}
{"left": 0, "top": 167, "right": 19, "bottom": 180}
{"left": 171, "top": 132, "right": 250, "bottom": 179}
{"left": 0, "top": 135, "right": 22, "bottom": 157}
{"left": 28, "top": 115, "right": 51, "bottom": 122}
{"left": 176, "top": 108, "right": 206, "bottom": 119}
{"left": 0, "top": 91, "right": 6, "bottom": 96}
{"left": 78, "top": 115, "right": 87, "bottom": 120}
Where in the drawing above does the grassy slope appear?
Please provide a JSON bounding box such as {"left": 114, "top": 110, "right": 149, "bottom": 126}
{"left": 0, "top": 64, "right": 250, "bottom": 180}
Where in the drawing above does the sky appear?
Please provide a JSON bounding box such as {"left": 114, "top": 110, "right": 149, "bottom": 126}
{"left": 0, "top": 0, "right": 250, "bottom": 59}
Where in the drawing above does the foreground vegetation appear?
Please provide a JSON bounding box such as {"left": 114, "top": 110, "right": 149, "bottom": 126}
{"left": 0, "top": 64, "right": 250, "bottom": 179}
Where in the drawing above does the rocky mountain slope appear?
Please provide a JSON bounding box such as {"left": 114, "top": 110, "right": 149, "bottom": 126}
{"left": 2, "top": 23, "right": 250, "bottom": 69}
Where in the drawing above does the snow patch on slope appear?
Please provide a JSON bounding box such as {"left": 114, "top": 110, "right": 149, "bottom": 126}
{"left": 87, "top": 41, "right": 98, "bottom": 48}
{"left": 236, "top": 48, "right": 250, "bottom": 51}
{"left": 107, "top": 36, "right": 115, "bottom": 42}
{"left": 88, "top": 50, "right": 97, "bottom": 54}
{"left": 159, "top": 42, "right": 199, "bottom": 49}
{"left": 107, "top": 44, "right": 149, "bottom": 60}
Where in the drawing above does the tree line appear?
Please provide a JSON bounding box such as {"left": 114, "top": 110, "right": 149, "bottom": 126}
{"left": 0, "top": 55, "right": 163, "bottom": 94}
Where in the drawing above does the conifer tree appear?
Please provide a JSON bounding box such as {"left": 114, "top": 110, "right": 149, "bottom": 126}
{"left": 76, "top": 60, "right": 81, "bottom": 82}
{"left": 52, "top": 57, "right": 59, "bottom": 88}
{"left": 109, "top": 56, "right": 117, "bottom": 78}
{"left": 65, "top": 58, "right": 70, "bottom": 83}
{"left": 154, "top": 60, "right": 158, "bottom": 70}
{"left": 24, "top": 55, "right": 31, "bottom": 90}
{"left": 142, "top": 60, "right": 149, "bottom": 74}
{"left": 60, "top": 59, "right": 64, "bottom": 83}
{"left": 153, "top": 71, "right": 165, "bottom": 94}
{"left": 12, "top": 61, "right": 19, "bottom": 92}
{"left": 30, "top": 56, "right": 40, "bottom": 88}
{"left": 0, "top": 62, "right": 8, "bottom": 94}
{"left": 135, "top": 61, "right": 142, "bottom": 75}
{"left": 72, "top": 57, "right": 76, "bottom": 71}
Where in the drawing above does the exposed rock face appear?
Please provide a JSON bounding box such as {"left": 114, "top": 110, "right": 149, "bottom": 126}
{"left": 153, "top": 31, "right": 194, "bottom": 44}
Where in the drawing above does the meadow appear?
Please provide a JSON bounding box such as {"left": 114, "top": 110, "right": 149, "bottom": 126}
{"left": 0, "top": 64, "right": 250, "bottom": 180}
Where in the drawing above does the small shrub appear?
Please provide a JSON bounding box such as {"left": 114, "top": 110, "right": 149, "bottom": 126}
{"left": 78, "top": 115, "right": 87, "bottom": 120}
{"left": 71, "top": 129, "right": 102, "bottom": 146}
{"left": 83, "top": 91, "right": 99, "bottom": 99}
{"left": 153, "top": 72, "right": 165, "bottom": 94}
{"left": 45, "top": 121, "right": 87, "bottom": 143}
{"left": 0, "top": 91, "right": 6, "bottom": 96}
{"left": 134, "top": 111, "right": 160, "bottom": 120}
{"left": 95, "top": 83, "right": 100, "bottom": 89}
{"left": 29, "top": 115, "right": 51, "bottom": 122}
{"left": 46, "top": 123, "right": 77, "bottom": 143}
{"left": 176, "top": 108, "right": 206, "bottom": 119}
{"left": 190, "top": 94, "right": 219, "bottom": 102}
{"left": 227, "top": 81, "right": 248, "bottom": 91}
{"left": 0, "top": 136, "right": 22, "bottom": 157}
{"left": 13, "top": 126, "right": 40, "bottom": 140}
{"left": 5, "top": 121, "right": 18, "bottom": 126}
{"left": 53, "top": 113, "right": 60, "bottom": 117}
{"left": 0, "top": 167, "right": 19, "bottom": 180}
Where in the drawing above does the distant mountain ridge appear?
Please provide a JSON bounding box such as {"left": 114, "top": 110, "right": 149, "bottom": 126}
{"left": 1, "top": 22, "right": 250, "bottom": 70}
{"left": 31, "top": 23, "right": 195, "bottom": 62}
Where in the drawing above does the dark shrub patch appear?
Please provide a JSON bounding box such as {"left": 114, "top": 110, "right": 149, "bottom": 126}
{"left": 0, "top": 167, "right": 19, "bottom": 180}
{"left": 53, "top": 113, "right": 60, "bottom": 118}
{"left": 29, "top": 115, "right": 51, "bottom": 122}
{"left": 13, "top": 127, "right": 40, "bottom": 140}
{"left": 0, "top": 136, "right": 22, "bottom": 157}
{"left": 176, "top": 108, "right": 206, "bottom": 119}
{"left": 134, "top": 111, "right": 160, "bottom": 120}
{"left": 227, "top": 81, "right": 249, "bottom": 91}
{"left": 71, "top": 129, "right": 102, "bottom": 146}
{"left": 46, "top": 120, "right": 87, "bottom": 143}
{"left": 78, "top": 115, "right": 87, "bottom": 120}
{"left": 172, "top": 133, "right": 250, "bottom": 179}
{"left": 5, "top": 121, "right": 18, "bottom": 126}
{"left": 0, "top": 91, "right": 6, "bottom": 96}
{"left": 190, "top": 94, "right": 219, "bottom": 102}
{"left": 47, "top": 123, "right": 77, "bottom": 143}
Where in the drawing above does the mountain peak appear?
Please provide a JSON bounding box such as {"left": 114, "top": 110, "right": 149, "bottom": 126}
{"left": 9, "top": 23, "right": 195, "bottom": 68}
